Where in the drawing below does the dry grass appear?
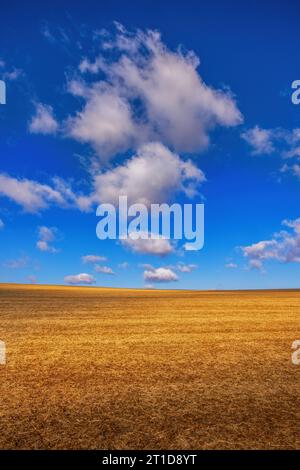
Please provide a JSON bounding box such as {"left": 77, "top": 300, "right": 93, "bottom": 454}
{"left": 0, "top": 283, "right": 300, "bottom": 449}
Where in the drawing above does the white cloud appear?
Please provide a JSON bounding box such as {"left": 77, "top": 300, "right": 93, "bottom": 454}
{"left": 0, "top": 219, "right": 4, "bottom": 230}
{"left": 225, "top": 262, "right": 238, "bottom": 269}
{"left": 242, "top": 126, "right": 300, "bottom": 158}
{"left": 0, "top": 145, "right": 203, "bottom": 215}
{"left": 94, "top": 265, "right": 114, "bottom": 274}
{"left": 88, "top": 142, "right": 205, "bottom": 207}
{"left": 241, "top": 126, "right": 275, "bottom": 155}
{"left": 139, "top": 263, "right": 155, "bottom": 270}
{"left": 64, "top": 273, "right": 96, "bottom": 285}
{"left": 82, "top": 254, "right": 107, "bottom": 264}
{"left": 67, "top": 83, "right": 136, "bottom": 160}
{"left": 176, "top": 262, "right": 198, "bottom": 272}
{"left": 36, "top": 226, "right": 58, "bottom": 253}
{"left": 118, "top": 262, "right": 129, "bottom": 269}
{"left": 281, "top": 163, "right": 300, "bottom": 179}
{"left": 67, "top": 25, "right": 242, "bottom": 160}
{"left": 121, "top": 231, "right": 174, "bottom": 256}
{"left": 0, "top": 173, "right": 77, "bottom": 213}
{"left": 241, "top": 217, "right": 300, "bottom": 269}
{"left": 0, "top": 60, "right": 23, "bottom": 81}
{"left": 143, "top": 267, "right": 178, "bottom": 283}
{"left": 29, "top": 103, "right": 58, "bottom": 135}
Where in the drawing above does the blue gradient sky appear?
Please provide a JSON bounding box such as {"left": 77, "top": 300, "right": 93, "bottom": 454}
{"left": 1, "top": 0, "right": 300, "bottom": 289}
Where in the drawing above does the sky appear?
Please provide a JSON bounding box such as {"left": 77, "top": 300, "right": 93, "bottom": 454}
{"left": 1, "top": 0, "right": 300, "bottom": 289}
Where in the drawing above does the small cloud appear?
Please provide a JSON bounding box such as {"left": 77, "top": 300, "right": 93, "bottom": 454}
{"left": 225, "top": 262, "right": 238, "bottom": 269}
{"left": 0, "top": 173, "right": 77, "bottom": 213}
{"left": 36, "top": 226, "right": 58, "bottom": 253}
{"left": 82, "top": 254, "right": 107, "bottom": 264}
{"left": 4, "top": 256, "right": 28, "bottom": 269}
{"left": 0, "top": 218, "right": 4, "bottom": 230}
{"left": 138, "top": 263, "right": 155, "bottom": 270}
{"left": 64, "top": 273, "right": 96, "bottom": 285}
{"left": 118, "top": 262, "right": 129, "bottom": 269}
{"left": 94, "top": 265, "right": 114, "bottom": 275}
{"left": 143, "top": 267, "right": 178, "bottom": 283}
{"left": 241, "top": 126, "right": 275, "bottom": 155}
{"left": 29, "top": 103, "right": 58, "bottom": 135}
{"left": 176, "top": 262, "right": 198, "bottom": 273}
{"left": 27, "top": 275, "right": 37, "bottom": 284}
{"left": 3, "top": 68, "right": 23, "bottom": 81}
{"left": 240, "top": 217, "right": 300, "bottom": 270}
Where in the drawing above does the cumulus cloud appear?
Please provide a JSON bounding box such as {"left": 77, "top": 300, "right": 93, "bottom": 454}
{"left": 64, "top": 273, "right": 96, "bottom": 285}
{"left": 86, "top": 142, "right": 205, "bottom": 207}
{"left": 94, "top": 264, "right": 114, "bottom": 274}
{"left": 241, "top": 217, "right": 300, "bottom": 269}
{"left": 67, "top": 83, "right": 136, "bottom": 159}
{"left": 121, "top": 231, "right": 174, "bottom": 256}
{"left": 143, "top": 267, "right": 178, "bottom": 283}
{"left": 36, "top": 226, "right": 58, "bottom": 253}
{"left": 0, "top": 141, "right": 204, "bottom": 214}
{"left": 29, "top": 103, "right": 59, "bottom": 135}
{"left": 67, "top": 25, "right": 242, "bottom": 160}
{"left": 82, "top": 254, "right": 107, "bottom": 264}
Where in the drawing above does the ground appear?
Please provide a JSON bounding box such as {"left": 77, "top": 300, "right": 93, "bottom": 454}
{"left": 0, "top": 284, "right": 299, "bottom": 449}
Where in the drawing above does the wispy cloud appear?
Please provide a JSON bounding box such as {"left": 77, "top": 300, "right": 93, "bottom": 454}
{"left": 118, "top": 262, "right": 129, "bottom": 269}
{"left": 241, "top": 217, "right": 300, "bottom": 270}
{"left": 36, "top": 226, "right": 59, "bottom": 253}
{"left": 94, "top": 265, "right": 114, "bottom": 275}
{"left": 4, "top": 256, "right": 29, "bottom": 269}
{"left": 82, "top": 254, "right": 107, "bottom": 264}
{"left": 0, "top": 174, "right": 79, "bottom": 213}
{"left": 242, "top": 126, "right": 300, "bottom": 158}
{"left": 176, "top": 262, "right": 198, "bottom": 273}
{"left": 29, "top": 103, "right": 59, "bottom": 135}
{"left": 225, "top": 262, "right": 238, "bottom": 269}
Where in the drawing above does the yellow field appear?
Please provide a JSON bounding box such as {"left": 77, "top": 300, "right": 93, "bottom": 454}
{"left": 0, "top": 284, "right": 300, "bottom": 450}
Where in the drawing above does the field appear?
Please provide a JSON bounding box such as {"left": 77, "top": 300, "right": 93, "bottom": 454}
{"left": 0, "top": 284, "right": 300, "bottom": 450}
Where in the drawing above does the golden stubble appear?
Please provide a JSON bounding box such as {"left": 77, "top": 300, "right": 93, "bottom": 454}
{"left": 0, "top": 284, "right": 300, "bottom": 449}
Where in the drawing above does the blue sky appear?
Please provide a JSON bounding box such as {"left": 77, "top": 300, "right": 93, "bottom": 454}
{"left": 1, "top": 0, "right": 300, "bottom": 289}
